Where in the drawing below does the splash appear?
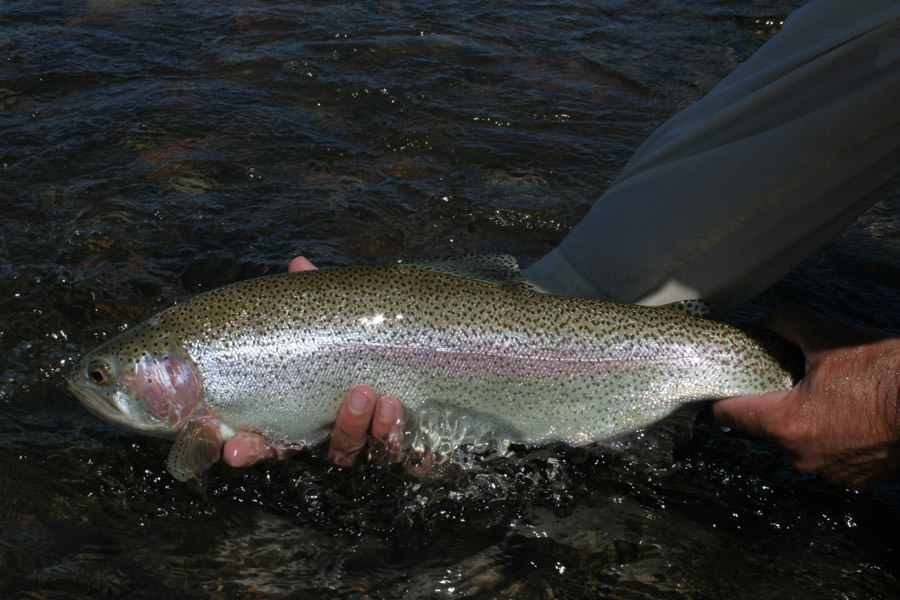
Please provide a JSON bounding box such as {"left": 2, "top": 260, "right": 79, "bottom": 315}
{"left": 404, "top": 408, "right": 512, "bottom": 470}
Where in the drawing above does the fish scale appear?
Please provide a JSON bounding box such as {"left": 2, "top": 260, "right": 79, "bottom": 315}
{"left": 66, "top": 256, "right": 799, "bottom": 481}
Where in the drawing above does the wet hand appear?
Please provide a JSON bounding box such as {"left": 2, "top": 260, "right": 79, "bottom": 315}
{"left": 713, "top": 305, "right": 900, "bottom": 489}
{"left": 328, "top": 385, "right": 405, "bottom": 466}
{"left": 221, "top": 384, "right": 405, "bottom": 468}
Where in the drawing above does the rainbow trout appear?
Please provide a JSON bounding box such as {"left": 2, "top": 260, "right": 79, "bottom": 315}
{"left": 66, "top": 256, "right": 798, "bottom": 481}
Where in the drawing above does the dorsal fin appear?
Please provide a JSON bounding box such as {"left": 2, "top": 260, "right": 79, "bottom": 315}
{"left": 404, "top": 254, "right": 541, "bottom": 292}
{"left": 663, "top": 299, "right": 713, "bottom": 319}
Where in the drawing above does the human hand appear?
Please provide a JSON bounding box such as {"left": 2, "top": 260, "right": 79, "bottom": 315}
{"left": 713, "top": 305, "right": 900, "bottom": 489}
{"left": 221, "top": 257, "right": 405, "bottom": 469}
{"left": 221, "top": 383, "right": 405, "bottom": 468}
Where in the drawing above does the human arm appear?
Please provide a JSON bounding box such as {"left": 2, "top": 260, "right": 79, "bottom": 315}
{"left": 713, "top": 305, "right": 900, "bottom": 488}
{"left": 524, "top": 0, "right": 900, "bottom": 487}
{"left": 526, "top": 0, "right": 900, "bottom": 313}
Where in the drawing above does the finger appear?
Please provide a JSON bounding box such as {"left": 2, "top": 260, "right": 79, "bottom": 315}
{"left": 370, "top": 395, "right": 404, "bottom": 445}
{"left": 328, "top": 385, "right": 377, "bottom": 467}
{"left": 288, "top": 256, "right": 319, "bottom": 273}
{"left": 223, "top": 431, "right": 279, "bottom": 467}
{"left": 711, "top": 391, "right": 791, "bottom": 439}
{"left": 405, "top": 448, "right": 436, "bottom": 478}
{"left": 372, "top": 396, "right": 403, "bottom": 443}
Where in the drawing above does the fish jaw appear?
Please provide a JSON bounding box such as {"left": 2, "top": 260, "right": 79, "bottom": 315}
{"left": 66, "top": 347, "right": 203, "bottom": 439}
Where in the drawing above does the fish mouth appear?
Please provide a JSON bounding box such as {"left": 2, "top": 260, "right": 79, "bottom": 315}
{"left": 66, "top": 373, "right": 127, "bottom": 424}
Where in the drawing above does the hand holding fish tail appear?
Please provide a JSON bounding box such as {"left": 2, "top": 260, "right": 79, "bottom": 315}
{"left": 713, "top": 305, "right": 900, "bottom": 489}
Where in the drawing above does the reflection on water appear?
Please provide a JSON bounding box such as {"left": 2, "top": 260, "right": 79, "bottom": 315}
{"left": 2, "top": 0, "right": 899, "bottom": 598}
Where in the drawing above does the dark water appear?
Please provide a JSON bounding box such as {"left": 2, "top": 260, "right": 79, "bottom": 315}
{"left": 3, "top": 0, "right": 900, "bottom": 597}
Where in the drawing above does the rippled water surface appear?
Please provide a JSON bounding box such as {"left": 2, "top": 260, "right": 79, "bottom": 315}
{"left": 3, "top": 1, "right": 900, "bottom": 598}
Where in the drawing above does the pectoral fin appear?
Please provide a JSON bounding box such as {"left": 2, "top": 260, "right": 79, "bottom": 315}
{"left": 166, "top": 419, "right": 223, "bottom": 481}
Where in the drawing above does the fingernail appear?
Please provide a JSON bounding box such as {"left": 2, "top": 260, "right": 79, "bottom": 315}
{"left": 377, "top": 399, "right": 397, "bottom": 423}
{"left": 347, "top": 389, "right": 370, "bottom": 415}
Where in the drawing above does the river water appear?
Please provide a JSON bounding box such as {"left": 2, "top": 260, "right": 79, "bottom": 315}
{"left": 3, "top": 0, "right": 900, "bottom": 598}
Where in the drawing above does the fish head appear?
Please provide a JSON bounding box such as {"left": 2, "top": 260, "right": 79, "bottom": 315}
{"left": 66, "top": 328, "right": 202, "bottom": 439}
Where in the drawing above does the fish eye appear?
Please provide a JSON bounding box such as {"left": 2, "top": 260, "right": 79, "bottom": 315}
{"left": 87, "top": 361, "right": 112, "bottom": 386}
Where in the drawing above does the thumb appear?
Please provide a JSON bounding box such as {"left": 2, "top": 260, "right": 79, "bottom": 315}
{"left": 712, "top": 391, "right": 790, "bottom": 438}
